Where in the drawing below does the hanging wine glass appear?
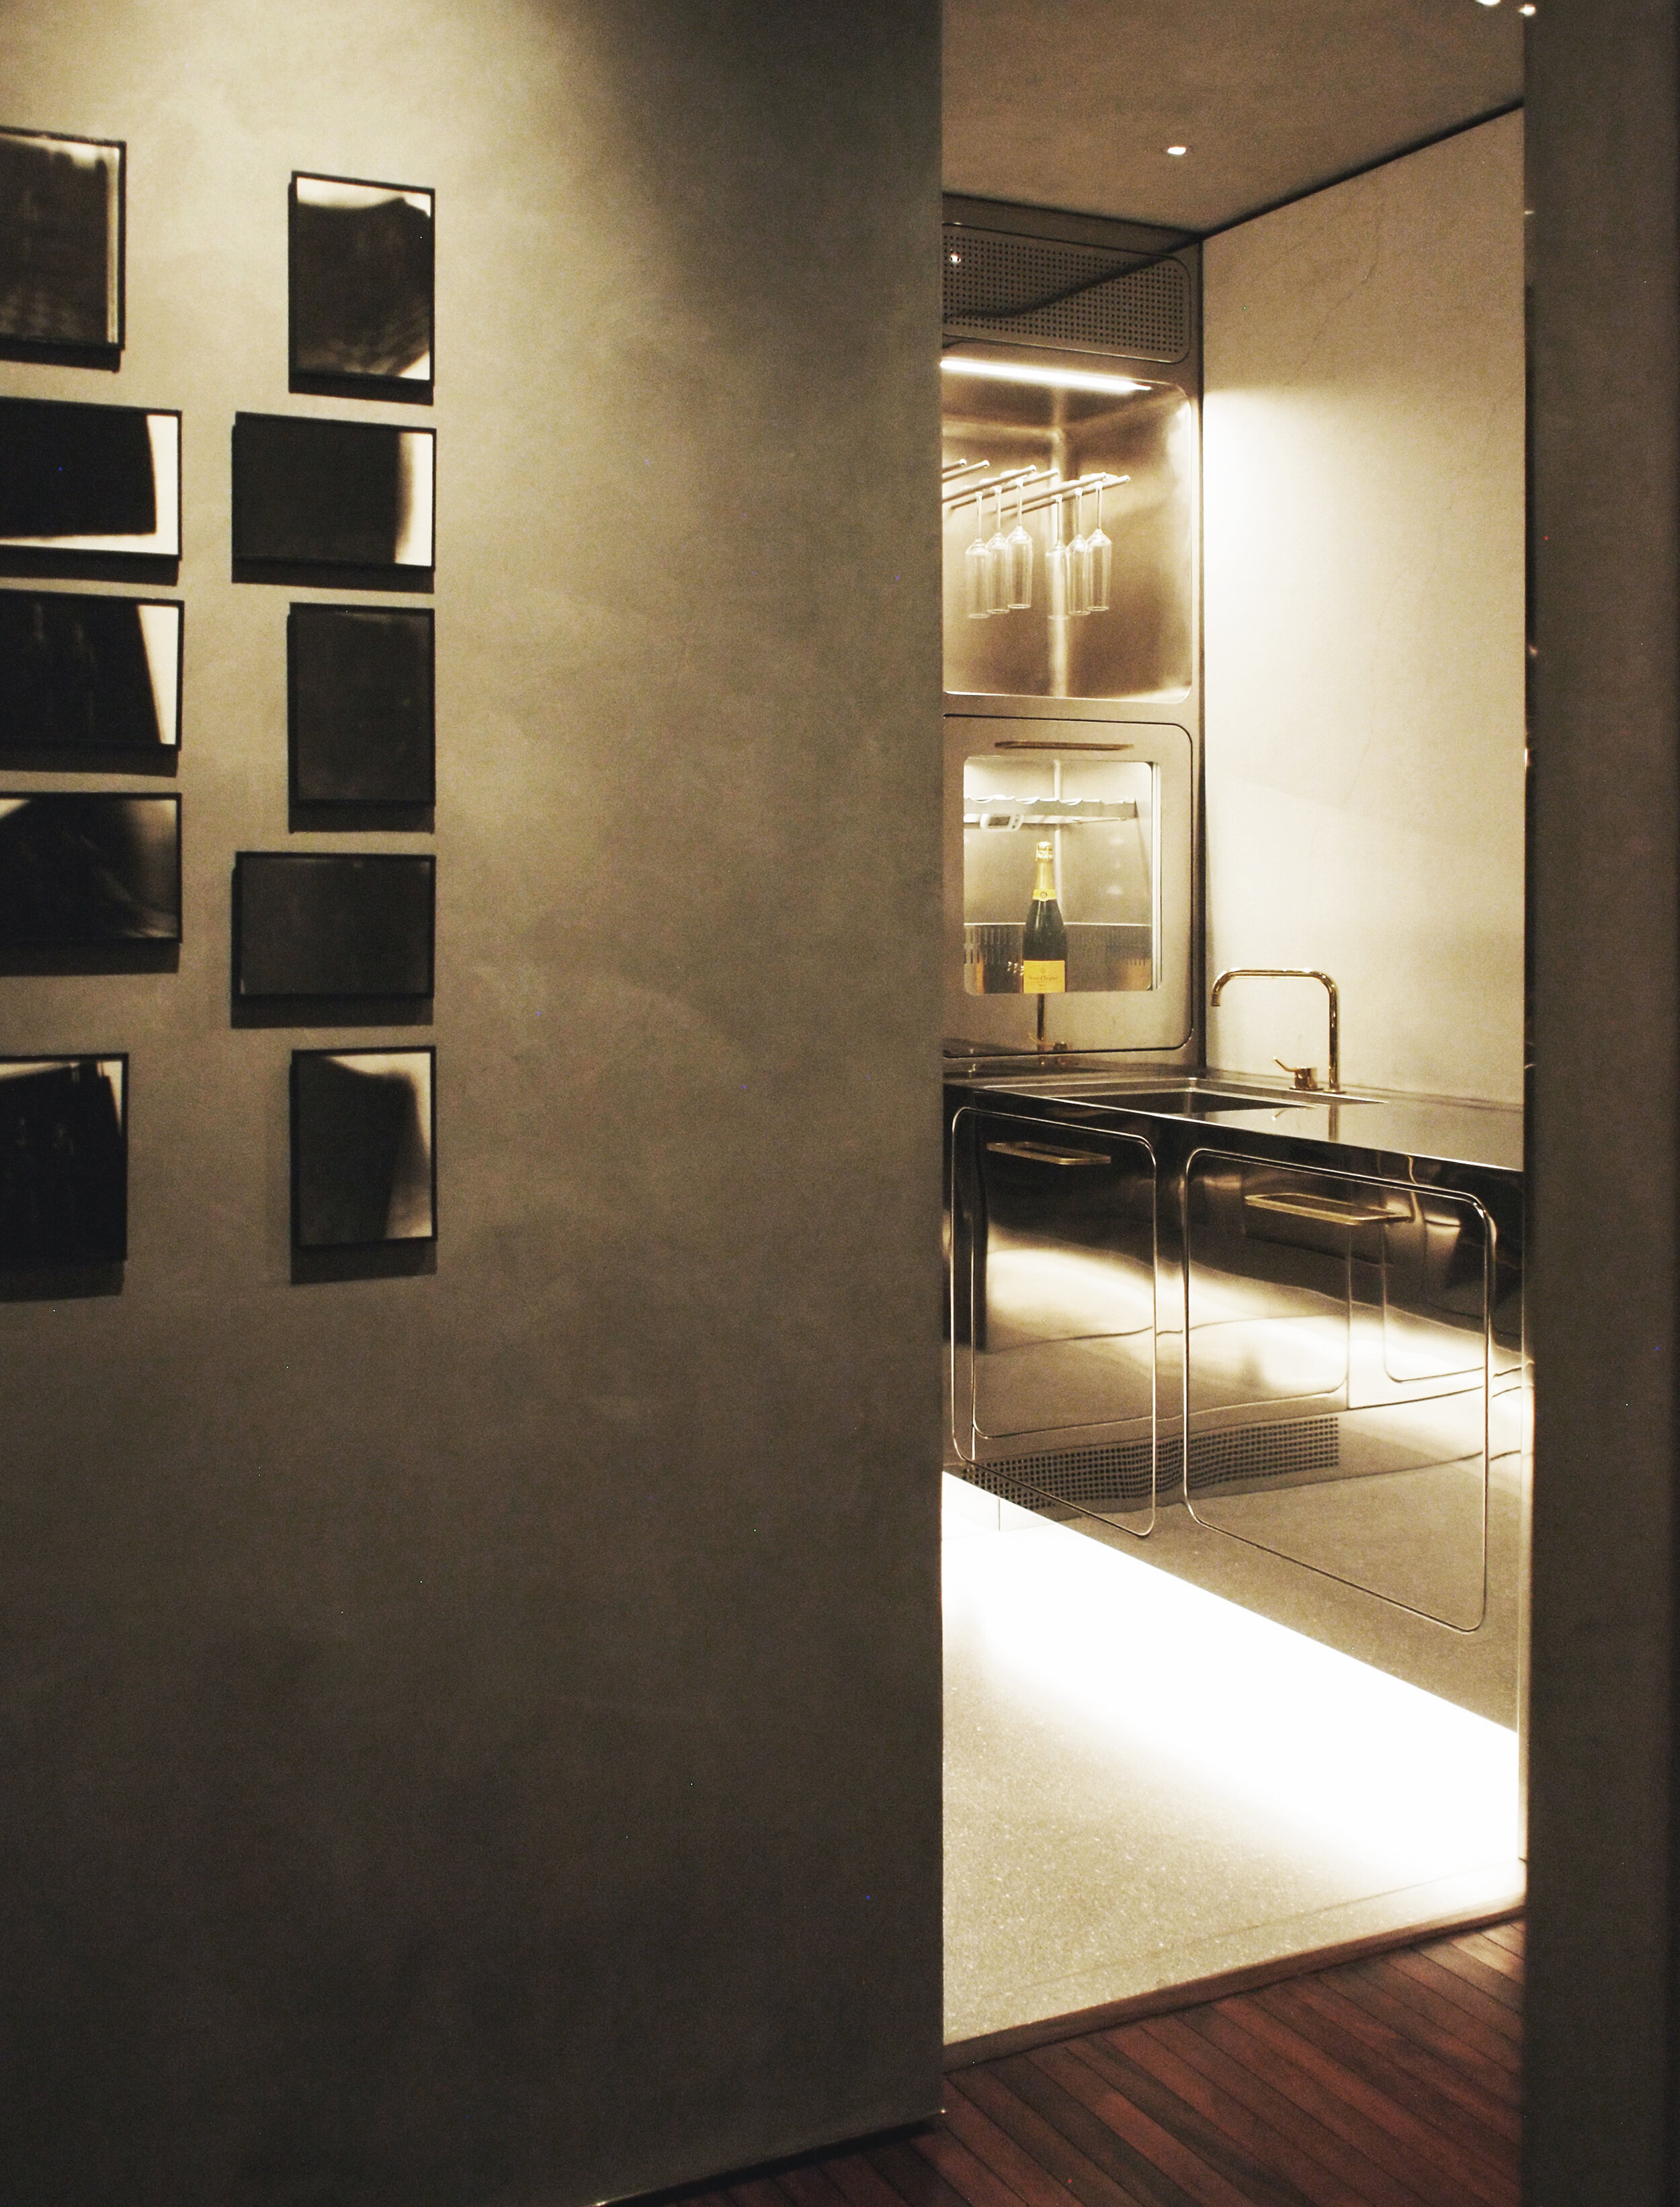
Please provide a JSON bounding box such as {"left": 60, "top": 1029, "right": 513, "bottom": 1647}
{"left": 965, "top": 490, "right": 991, "bottom": 620}
{"left": 1046, "top": 489, "right": 1069, "bottom": 620}
{"left": 1006, "top": 475, "right": 1034, "bottom": 610}
{"left": 985, "top": 485, "right": 1011, "bottom": 613}
{"left": 1087, "top": 480, "right": 1113, "bottom": 613}
{"left": 1067, "top": 485, "right": 1092, "bottom": 617}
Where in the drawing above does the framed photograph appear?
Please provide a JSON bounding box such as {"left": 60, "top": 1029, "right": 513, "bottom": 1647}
{"left": 233, "top": 850, "right": 434, "bottom": 997}
{"left": 0, "top": 399, "right": 179, "bottom": 558}
{"left": 0, "top": 590, "right": 180, "bottom": 751}
{"left": 289, "top": 603, "right": 432, "bottom": 802}
{"left": 0, "top": 792, "right": 180, "bottom": 944}
{"left": 290, "top": 173, "right": 433, "bottom": 395}
{"left": 0, "top": 128, "right": 124, "bottom": 356}
{"left": 0, "top": 1054, "right": 126, "bottom": 1266}
{"left": 232, "top": 413, "right": 433, "bottom": 573}
{"left": 291, "top": 1045, "right": 435, "bottom": 1248}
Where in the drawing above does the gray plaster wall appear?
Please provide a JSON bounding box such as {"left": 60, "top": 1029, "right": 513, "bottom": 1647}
{"left": 0, "top": 4, "right": 945, "bottom": 2202}
{"left": 1525, "top": 0, "right": 1679, "bottom": 2197}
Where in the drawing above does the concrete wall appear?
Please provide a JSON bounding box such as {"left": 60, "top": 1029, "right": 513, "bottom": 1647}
{"left": 0, "top": 4, "right": 945, "bottom": 2202}
{"left": 1202, "top": 114, "right": 1525, "bottom": 1102}
{"left": 1525, "top": 1, "right": 1679, "bottom": 2196}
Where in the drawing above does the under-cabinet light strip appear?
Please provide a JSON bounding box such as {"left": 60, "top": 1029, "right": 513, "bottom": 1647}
{"left": 941, "top": 355, "right": 1151, "bottom": 397}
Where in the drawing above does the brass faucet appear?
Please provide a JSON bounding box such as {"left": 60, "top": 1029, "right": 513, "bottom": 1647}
{"left": 1210, "top": 968, "right": 1341, "bottom": 1093}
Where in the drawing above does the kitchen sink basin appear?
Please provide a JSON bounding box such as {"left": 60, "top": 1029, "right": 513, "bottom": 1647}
{"left": 1026, "top": 1081, "right": 1372, "bottom": 1116}
{"left": 1077, "top": 1085, "right": 1314, "bottom": 1115}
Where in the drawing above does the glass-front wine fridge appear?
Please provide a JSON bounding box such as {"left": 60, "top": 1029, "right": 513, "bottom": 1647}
{"left": 944, "top": 710, "right": 1193, "bottom": 1056}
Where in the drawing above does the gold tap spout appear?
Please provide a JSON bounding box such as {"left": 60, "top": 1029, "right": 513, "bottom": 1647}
{"left": 1210, "top": 968, "right": 1341, "bottom": 1093}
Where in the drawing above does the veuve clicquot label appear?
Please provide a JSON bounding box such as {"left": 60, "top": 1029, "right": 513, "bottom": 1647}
{"left": 1022, "top": 839, "right": 1068, "bottom": 995}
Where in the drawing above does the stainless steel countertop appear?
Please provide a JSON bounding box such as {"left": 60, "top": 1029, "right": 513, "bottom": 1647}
{"left": 941, "top": 1060, "right": 1524, "bottom": 1175}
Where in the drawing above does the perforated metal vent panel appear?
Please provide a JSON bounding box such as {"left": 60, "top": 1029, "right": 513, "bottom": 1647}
{"left": 1187, "top": 1417, "right": 1340, "bottom": 1493}
{"left": 962, "top": 1438, "right": 1155, "bottom": 1513}
{"left": 952, "top": 1417, "right": 1340, "bottom": 1518}
{"left": 943, "top": 227, "right": 1191, "bottom": 364}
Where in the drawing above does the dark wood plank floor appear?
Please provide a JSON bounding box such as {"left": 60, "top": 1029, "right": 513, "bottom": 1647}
{"left": 685, "top": 1922, "right": 1523, "bottom": 2207}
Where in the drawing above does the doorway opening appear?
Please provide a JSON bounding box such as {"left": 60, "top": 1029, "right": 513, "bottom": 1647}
{"left": 937, "top": 79, "right": 1528, "bottom": 2052}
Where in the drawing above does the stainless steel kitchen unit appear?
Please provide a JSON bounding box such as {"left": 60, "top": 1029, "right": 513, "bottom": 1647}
{"left": 946, "top": 1069, "right": 1525, "bottom": 1642}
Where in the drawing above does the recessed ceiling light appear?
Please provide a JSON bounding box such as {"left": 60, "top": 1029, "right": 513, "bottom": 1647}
{"left": 1519, "top": 3, "right": 1535, "bottom": 11}
{"left": 1166, "top": 144, "right": 1189, "bottom": 157}
{"left": 1475, "top": 0, "right": 1500, "bottom": 8}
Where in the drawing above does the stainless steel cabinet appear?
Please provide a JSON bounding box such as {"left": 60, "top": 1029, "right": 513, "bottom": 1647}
{"left": 946, "top": 1085, "right": 1524, "bottom": 1632}
{"left": 1181, "top": 1153, "right": 1496, "bottom": 1628}
{"left": 949, "top": 1106, "right": 1157, "bottom": 1535}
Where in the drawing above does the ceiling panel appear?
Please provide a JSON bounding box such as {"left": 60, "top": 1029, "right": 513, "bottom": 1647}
{"left": 943, "top": 0, "right": 1524, "bottom": 232}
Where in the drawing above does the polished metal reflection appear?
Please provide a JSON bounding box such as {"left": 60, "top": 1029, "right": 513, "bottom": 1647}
{"left": 943, "top": 1067, "right": 1524, "bottom": 1641}
{"left": 1181, "top": 1152, "right": 1491, "bottom": 1630}
{"left": 950, "top": 1106, "right": 1157, "bottom": 1536}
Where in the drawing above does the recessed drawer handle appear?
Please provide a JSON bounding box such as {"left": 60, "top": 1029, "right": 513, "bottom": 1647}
{"left": 986, "top": 1140, "right": 1108, "bottom": 1167}
{"left": 1245, "top": 1193, "right": 1395, "bottom": 1226}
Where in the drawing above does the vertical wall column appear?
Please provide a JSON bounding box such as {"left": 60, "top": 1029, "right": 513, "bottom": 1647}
{"left": 1525, "top": 4, "right": 1679, "bottom": 2197}
{"left": 0, "top": 2, "right": 945, "bottom": 2201}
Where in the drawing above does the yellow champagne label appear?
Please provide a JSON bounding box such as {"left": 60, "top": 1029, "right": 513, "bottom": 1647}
{"left": 1021, "top": 960, "right": 1065, "bottom": 993}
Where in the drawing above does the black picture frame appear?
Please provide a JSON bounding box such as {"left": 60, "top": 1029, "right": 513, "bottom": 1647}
{"left": 0, "top": 589, "right": 181, "bottom": 754}
{"left": 0, "top": 1054, "right": 127, "bottom": 1267}
{"left": 0, "top": 127, "right": 124, "bottom": 362}
{"left": 288, "top": 603, "right": 433, "bottom": 804}
{"left": 232, "top": 413, "right": 434, "bottom": 577}
{"left": 0, "top": 792, "right": 181, "bottom": 944}
{"left": 233, "top": 850, "right": 435, "bottom": 998}
{"left": 0, "top": 397, "right": 179, "bottom": 562}
{"left": 289, "top": 171, "right": 433, "bottom": 402}
{"left": 291, "top": 1044, "right": 435, "bottom": 1249}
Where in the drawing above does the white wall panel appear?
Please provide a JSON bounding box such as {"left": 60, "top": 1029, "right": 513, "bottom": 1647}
{"left": 1203, "top": 114, "right": 1525, "bottom": 1101}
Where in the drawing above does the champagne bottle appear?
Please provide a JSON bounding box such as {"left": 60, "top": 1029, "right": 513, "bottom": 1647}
{"left": 1021, "top": 839, "right": 1066, "bottom": 993}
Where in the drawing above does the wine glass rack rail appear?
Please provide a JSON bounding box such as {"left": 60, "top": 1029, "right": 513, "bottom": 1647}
{"left": 943, "top": 461, "right": 1131, "bottom": 620}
